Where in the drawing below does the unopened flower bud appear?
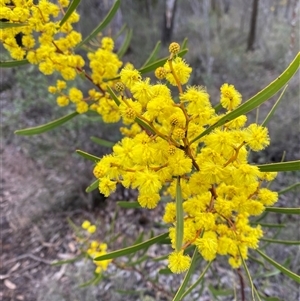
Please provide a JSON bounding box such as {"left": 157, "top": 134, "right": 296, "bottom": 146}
{"left": 169, "top": 42, "right": 180, "bottom": 54}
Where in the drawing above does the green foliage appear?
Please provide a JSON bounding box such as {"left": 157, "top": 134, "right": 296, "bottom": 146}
{"left": 59, "top": 0, "right": 81, "bottom": 27}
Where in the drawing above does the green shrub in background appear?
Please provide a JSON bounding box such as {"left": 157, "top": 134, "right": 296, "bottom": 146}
{"left": 1, "top": 0, "right": 299, "bottom": 300}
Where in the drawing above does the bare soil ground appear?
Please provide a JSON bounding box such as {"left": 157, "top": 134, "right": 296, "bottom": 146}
{"left": 0, "top": 145, "right": 172, "bottom": 301}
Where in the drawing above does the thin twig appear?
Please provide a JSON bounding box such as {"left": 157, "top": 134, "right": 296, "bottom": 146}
{"left": 237, "top": 268, "right": 245, "bottom": 301}
{"left": 4, "top": 254, "right": 53, "bottom": 266}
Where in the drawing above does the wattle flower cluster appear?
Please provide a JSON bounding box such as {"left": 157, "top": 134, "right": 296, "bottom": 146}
{"left": 48, "top": 36, "right": 123, "bottom": 115}
{"left": 81, "top": 220, "right": 112, "bottom": 274}
{"left": 93, "top": 43, "right": 278, "bottom": 273}
{"left": 1, "top": 0, "right": 83, "bottom": 79}
{"left": 1, "top": 1, "right": 123, "bottom": 115}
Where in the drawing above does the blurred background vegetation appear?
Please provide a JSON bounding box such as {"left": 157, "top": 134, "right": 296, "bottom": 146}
{"left": 1, "top": 0, "right": 299, "bottom": 300}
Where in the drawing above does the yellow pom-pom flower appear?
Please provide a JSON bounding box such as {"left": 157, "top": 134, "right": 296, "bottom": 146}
{"left": 164, "top": 57, "right": 192, "bottom": 86}
{"left": 245, "top": 123, "right": 270, "bottom": 151}
{"left": 168, "top": 251, "right": 191, "bottom": 274}
{"left": 81, "top": 220, "right": 91, "bottom": 229}
{"left": 220, "top": 83, "right": 242, "bottom": 110}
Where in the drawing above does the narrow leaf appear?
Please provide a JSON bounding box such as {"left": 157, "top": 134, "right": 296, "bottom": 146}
{"left": 258, "top": 296, "right": 281, "bottom": 301}
{"left": 256, "top": 249, "right": 300, "bottom": 283}
{"left": 261, "top": 85, "right": 288, "bottom": 127}
{"left": 75, "top": 0, "right": 120, "bottom": 49}
{"left": 59, "top": 0, "right": 81, "bottom": 27}
{"left": 0, "top": 59, "right": 29, "bottom": 68}
{"left": 94, "top": 232, "right": 168, "bottom": 261}
{"left": 278, "top": 182, "right": 300, "bottom": 195}
{"left": 208, "top": 284, "right": 233, "bottom": 297}
{"left": 181, "top": 38, "right": 188, "bottom": 50}
{"left": 240, "top": 248, "right": 262, "bottom": 301}
{"left": 113, "top": 23, "right": 127, "bottom": 40}
{"left": 52, "top": 254, "right": 84, "bottom": 266}
{"left": 79, "top": 272, "right": 102, "bottom": 288}
{"left": 14, "top": 112, "right": 78, "bottom": 135}
{"left": 117, "top": 29, "right": 132, "bottom": 58}
{"left": 76, "top": 150, "right": 100, "bottom": 162}
{"left": 265, "top": 207, "right": 300, "bottom": 214}
{"left": 175, "top": 177, "right": 183, "bottom": 252}
{"left": 106, "top": 86, "right": 155, "bottom": 134}
{"left": 0, "top": 22, "right": 27, "bottom": 28}
{"left": 117, "top": 201, "right": 141, "bottom": 209}
{"left": 128, "top": 254, "right": 149, "bottom": 266}
{"left": 256, "top": 161, "right": 300, "bottom": 172}
{"left": 90, "top": 136, "right": 115, "bottom": 148}
{"left": 191, "top": 52, "right": 300, "bottom": 144}
{"left": 104, "top": 47, "right": 189, "bottom": 82}
{"left": 180, "top": 261, "right": 212, "bottom": 300}
{"left": 86, "top": 179, "right": 99, "bottom": 193}
{"left": 173, "top": 248, "right": 199, "bottom": 301}
{"left": 134, "top": 117, "right": 156, "bottom": 135}
{"left": 153, "top": 254, "right": 169, "bottom": 262}
{"left": 251, "top": 222, "right": 285, "bottom": 228}
{"left": 159, "top": 268, "right": 173, "bottom": 275}
{"left": 139, "top": 48, "right": 188, "bottom": 75}
{"left": 133, "top": 232, "right": 144, "bottom": 245}
{"left": 214, "top": 103, "right": 223, "bottom": 113}
{"left": 260, "top": 238, "right": 300, "bottom": 245}
{"left": 107, "top": 85, "right": 121, "bottom": 105}
{"left": 141, "top": 41, "right": 161, "bottom": 68}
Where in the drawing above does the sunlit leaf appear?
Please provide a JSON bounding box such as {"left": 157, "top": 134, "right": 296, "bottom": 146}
{"left": 14, "top": 112, "right": 78, "bottom": 135}
{"left": 75, "top": 0, "right": 120, "bottom": 49}
{"left": 256, "top": 249, "right": 300, "bottom": 283}
{"left": 76, "top": 150, "right": 100, "bottom": 162}
{"left": 94, "top": 232, "right": 168, "bottom": 261}
{"left": 0, "top": 59, "right": 29, "bottom": 68}
{"left": 85, "top": 179, "right": 99, "bottom": 193}
{"left": 90, "top": 136, "right": 115, "bottom": 148}
{"left": 256, "top": 161, "right": 300, "bottom": 172}
{"left": 59, "top": 0, "right": 81, "bottom": 27}
{"left": 191, "top": 52, "right": 300, "bottom": 144}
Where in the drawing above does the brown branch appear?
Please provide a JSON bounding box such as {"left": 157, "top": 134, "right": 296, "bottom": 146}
{"left": 237, "top": 268, "right": 245, "bottom": 301}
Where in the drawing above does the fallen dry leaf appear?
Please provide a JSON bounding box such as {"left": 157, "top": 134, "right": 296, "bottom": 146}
{"left": 4, "top": 279, "right": 17, "bottom": 290}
